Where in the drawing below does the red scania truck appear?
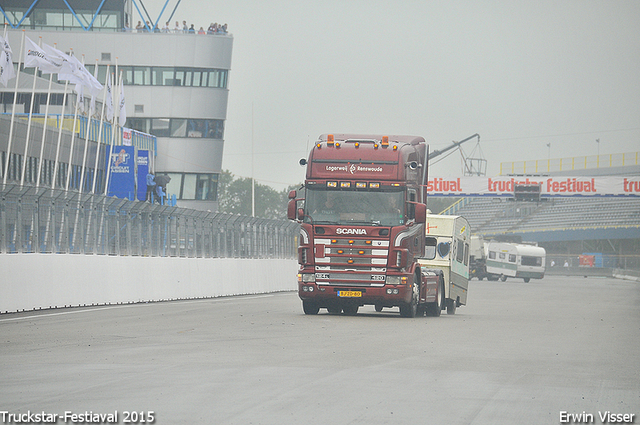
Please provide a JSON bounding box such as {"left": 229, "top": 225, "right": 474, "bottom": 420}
{"left": 287, "top": 134, "right": 446, "bottom": 317}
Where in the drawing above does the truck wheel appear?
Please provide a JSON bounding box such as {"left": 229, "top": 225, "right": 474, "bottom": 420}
{"left": 426, "top": 282, "right": 443, "bottom": 317}
{"left": 302, "top": 300, "right": 319, "bottom": 315}
{"left": 400, "top": 281, "right": 419, "bottom": 318}
{"left": 342, "top": 304, "right": 358, "bottom": 316}
{"left": 523, "top": 278, "right": 530, "bottom": 283}
{"left": 327, "top": 306, "right": 342, "bottom": 314}
{"left": 500, "top": 275, "right": 507, "bottom": 282}
{"left": 446, "top": 298, "right": 457, "bottom": 315}
{"left": 375, "top": 304, "right": 383, "bottom": 312}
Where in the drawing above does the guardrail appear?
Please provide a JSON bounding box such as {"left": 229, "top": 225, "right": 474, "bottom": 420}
{"left": 0, "top": 184, "right": 298, "bottom": 259}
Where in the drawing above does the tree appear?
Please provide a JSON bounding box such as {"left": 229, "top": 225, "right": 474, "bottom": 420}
{"left": 217, "top": 170, "right": 302, "bottom": 219}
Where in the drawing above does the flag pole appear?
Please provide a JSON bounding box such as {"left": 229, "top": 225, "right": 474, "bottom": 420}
{"left": 2, "top": 30, "right": 24, "bottom": 186}
{"left": 103, "top": 71, "right": 115, "bottom": 196}
{"left": 78, "top": 54, "right": 94, "bottom": 194}
{"left": 91, "top": 63, "right": 110, "bottom": 194}
{"left": 51, "top": 76, "right": 69, "bottom": 190}
{"left": 64, "top": 48, "right": 81, "bottom": 191}
{"left": 35, "top": 64, "right": 55, "bottom": 188}
{"left": 19, "top": 36, "right": 42, "bottom": 187}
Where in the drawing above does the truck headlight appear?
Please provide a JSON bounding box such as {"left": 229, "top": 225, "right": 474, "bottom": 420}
{"left": 386, "top": 276, "right": 401, "bottom": 285}
{"left": 301, "top": 273, "right": 316, "bottom": 283}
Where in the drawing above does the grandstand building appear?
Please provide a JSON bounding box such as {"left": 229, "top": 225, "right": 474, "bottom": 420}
{"left": 0, "top": 0, "right": 232, "bottom": 211}
{"left": 441, "top": 155, "right": 640, "bottom": 269}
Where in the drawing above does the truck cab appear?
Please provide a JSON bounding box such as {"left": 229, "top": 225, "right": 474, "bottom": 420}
{"left": 288, "top": 134, "right": 429, "bottom": 317}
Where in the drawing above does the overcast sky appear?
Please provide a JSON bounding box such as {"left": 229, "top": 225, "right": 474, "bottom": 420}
{"left": 147, "top": 0, "right": 639, "bottom": 190}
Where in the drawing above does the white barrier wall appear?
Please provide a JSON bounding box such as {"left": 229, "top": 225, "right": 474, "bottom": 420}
{"left": 0, "top": 254, "right": 299, "bottom": 313}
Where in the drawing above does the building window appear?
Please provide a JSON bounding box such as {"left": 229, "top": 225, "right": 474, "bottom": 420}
{"left": 128, "top": 118, "right": 224, "bottom": 139}
{"left": 84, "top": 65, "right": 228, "bottom": 88}
{"left": 164, "top": 173, "right": 218, "bottom": 201}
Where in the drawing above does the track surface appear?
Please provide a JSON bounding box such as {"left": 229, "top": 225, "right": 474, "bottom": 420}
{"left": 1, "top": 276, "right": 639, "bottom": 424}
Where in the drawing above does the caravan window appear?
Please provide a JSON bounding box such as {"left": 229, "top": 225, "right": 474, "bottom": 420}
{"left": 509, "top": 254, "right": 516, "bottom": 263}
{"left": 522, "top": 256, "right": 542, "bottom": 266}
{"left": 456, "top": 239, "right": 464, "bottom": 263}
{"left": 424, "top": 237, "right": 437, "bottom": 260}
{"left": 499, "top": 252, "right": 506, "bottom": 260}
{"left": 464, "top": 243, "right": 469, "bottom": 266}
{"left": 489, "top": 251, "right": 496, "bottom": 259}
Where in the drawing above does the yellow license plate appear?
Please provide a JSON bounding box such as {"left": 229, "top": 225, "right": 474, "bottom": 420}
{"left": 338, "top": 291, "right": 362, "bottom": 298}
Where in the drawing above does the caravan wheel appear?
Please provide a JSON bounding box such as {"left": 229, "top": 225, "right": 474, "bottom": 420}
{"left": 446, "top": 298, "right": 457, "bottom": 315}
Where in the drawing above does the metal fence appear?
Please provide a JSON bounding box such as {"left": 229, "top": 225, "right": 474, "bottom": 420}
{"left": 0, "top": 184, "right": 299, "bottom": 258}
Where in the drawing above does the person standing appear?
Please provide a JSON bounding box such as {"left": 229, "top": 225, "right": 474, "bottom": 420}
{"left": 145, "top": 172, "right": 156, "bottom": 202}
{"left": 154, "top": 174, "right": 171, "bottom": 205}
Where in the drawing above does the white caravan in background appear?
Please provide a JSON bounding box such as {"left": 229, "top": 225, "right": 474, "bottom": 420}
{"left": 485, "top": 241, "right": 546, "bottom": 282}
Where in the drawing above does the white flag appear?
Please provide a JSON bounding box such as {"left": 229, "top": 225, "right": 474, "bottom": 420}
{"left": 106, "top": 73, "right": 114, "bottom": 121}
{"left": 24, "top": 37, "right": 63, "bottom": 73}
{"left": 42, "top": 43, "right": 102, "bottom": 96}
{"left": 0, "top": 35, "right": 16, "bottom": 87}
{"left": 118, "top": 78, "right": 127, "bottom": 126}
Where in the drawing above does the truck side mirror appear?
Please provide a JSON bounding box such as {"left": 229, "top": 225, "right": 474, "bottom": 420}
{"left": 288, "top": 190, "right": 297, "bottom": 200}
{"left": 287, "top": 199, "right": 298, "bottom": 221}
{"left": 297, "top": 208, "right": 305, "bottom": 221}
{"left": 414, "top": 203, "right": 427, "bottom": 224}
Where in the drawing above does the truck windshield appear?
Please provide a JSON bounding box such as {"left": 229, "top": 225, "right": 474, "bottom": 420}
{"left": 303, "top": 186, "right": 405, "bottom": 226}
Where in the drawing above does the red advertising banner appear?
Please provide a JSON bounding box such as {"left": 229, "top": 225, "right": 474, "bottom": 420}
{"left": 426, "top": 176, "right": 640, "bottom": 197}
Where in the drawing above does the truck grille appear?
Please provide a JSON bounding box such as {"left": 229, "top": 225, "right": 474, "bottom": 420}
{"left": 313, "top": 238, "right": 389, "bottom": 285}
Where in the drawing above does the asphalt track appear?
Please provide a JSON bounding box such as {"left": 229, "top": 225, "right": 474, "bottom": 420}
{"left": 1, "top": 275, "right": 639, "bottom": 425}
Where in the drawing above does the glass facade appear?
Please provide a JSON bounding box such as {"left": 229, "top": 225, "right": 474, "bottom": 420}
{"left": 164, "top": 172, "right": 218, "bottom": 201}
{"left": 1, "top": 2, "right": 124, "bottom": 31}
{"left": 127, "top": 118, "right": 224, "bottom": 139}
{"left": 84, "top": 65, "right": 228, "bottom": 89}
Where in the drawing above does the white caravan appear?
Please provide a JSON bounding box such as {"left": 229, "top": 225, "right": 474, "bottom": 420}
{"left": 485, "top": 241, "right": 546, "bottom": 282}
{"left": 418, "top": 214, "right": 470, "bottom": 314}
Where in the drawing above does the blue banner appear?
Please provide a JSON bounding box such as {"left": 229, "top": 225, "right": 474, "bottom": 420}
{"left": 106, "top": 145, "right": 136, "bottom": 199}
{"left": 137, "top": 150, "right": 150, "bottom": 201}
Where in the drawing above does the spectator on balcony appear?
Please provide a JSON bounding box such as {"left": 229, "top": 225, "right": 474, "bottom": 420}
{"left": 162, "top": 21, "right": 170, "bottom": 33}
{"left": 188, "top": 24, "right": 195, "bottom": 33}
{"left": 174, "top": 21, "right": 181, "bottom": 32}
{"left": 135, "top": 21, "right": 144, "bottom": 32}
{"left": 182, "top": 20, "right": 188, "bottom": 32}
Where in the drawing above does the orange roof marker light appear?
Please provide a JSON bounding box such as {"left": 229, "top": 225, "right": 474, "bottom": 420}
{"left": 327, "top": 134, "right": 335, "bottom": 146}
{"left": 381, "top": 136, "right": 389, "bottom": 148}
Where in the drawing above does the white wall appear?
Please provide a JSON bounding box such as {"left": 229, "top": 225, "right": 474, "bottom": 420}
{"left": 0, "top": 254, "right": 298, "bottom": 313}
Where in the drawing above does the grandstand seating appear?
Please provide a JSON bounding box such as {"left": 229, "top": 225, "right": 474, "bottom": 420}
{"left": 451, "top": 197, "right": 640, "bottom": 236}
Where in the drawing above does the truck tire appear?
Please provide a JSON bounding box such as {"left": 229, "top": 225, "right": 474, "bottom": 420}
{"left": 500, "top": 274, "right": 507, "bottom": 282}
{"left": 375, "top": 304, "right": 383, "bottom": 312}
{"left": 523, "top": 278, "right": 530, "bottom": 283}
{"left": 342, "top": 304, "right": 359, "bottom": 316}
{"left": 327, "top": 306, "right": 342, "bottom": 314}
{"left": 302, "top": 300, "right": 319, "bottom": 315}
{"left": 400, "top": 280, "right": 419, "bottom": 318}
{"left": 426, "top": 281, "right": 443, "bottom": 317}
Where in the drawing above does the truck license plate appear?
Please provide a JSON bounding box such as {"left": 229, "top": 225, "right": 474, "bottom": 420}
{"left": 338, "top": 291, "right": 362, "bottom": 298}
